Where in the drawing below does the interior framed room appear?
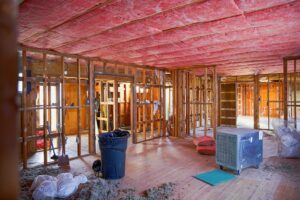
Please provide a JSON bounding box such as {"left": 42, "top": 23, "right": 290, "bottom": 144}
{"left": 1, "top": 0, "right": 300, "bottom": 199}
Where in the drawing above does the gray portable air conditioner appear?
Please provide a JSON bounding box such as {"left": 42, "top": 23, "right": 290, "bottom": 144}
{"left": 216, "top": 127, "right": 263, "bottom": 175}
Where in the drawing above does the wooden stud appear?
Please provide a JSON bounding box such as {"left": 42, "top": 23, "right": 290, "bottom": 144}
{"left": 186, "top": 72, "right": 190, "bottom": 136}
{"left": 61, "top": 56, "right": 66, "bottom": 155}
{"left": 192, "top": 74, "right": 197, "bottom": 137}
{"left": 142, "top": 69, "right": 146, "bottom": 140}
{"left": 204, "top": 68, "right": 208, "bottom": 136}
{"left": 88, "top": 60, "right": 95, "bottom": 154}
{"left": 199, "top": 77, "right": 203, "bottom": 128}
{"left": 254, "top": 75, "right": 259, "bottom": 129}
{"left": 113, "top": 80, "right": 119, "bottom": 129}
{"left": 267, "top": 75, "right": 270, "bottom": 130}
{"left": 150, "top": 86, "right": 154, "bottom": 138}
{"left": 162, "top": 72, "right": 167, "bottom": 137}
{"left": 283, "top": 59, "right": 288, "bottom": 121}
{"left": 294, "top": 59, "right": 297, "bottom": 128}
{"left": 42, "top": 53, "right": 47, "bottom": 166}
{"left": 77, "top": 58, "right": 81, "bottom": 156}
{"left": 22, "top": 50, "right": 27, "bottom": 169}
{"left": 212, "top": 66, "right": 218, "bottom": 138}
{"left": 131, "top": 68, "right": 137, "bottom": 143}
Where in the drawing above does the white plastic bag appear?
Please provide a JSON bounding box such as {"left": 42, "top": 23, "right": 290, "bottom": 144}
{"left": 56, "top": 174, "right": 88, "bottom": 198}
{"left": 74, "top": 174, "right": 88, "bottom": 184}
{"left": 31, "top": 173, "right": 88, "bottom": 199}
{"left": 31, "top": 175, "right": 57, "bottom": 191}
{"left": 273, "top": 120, "right": 300, "bottom": 158}
{"left": 56, "top": 173, "right": 73, "bottom": 182}
{"left": 32, "top": 180, "right": 57, "bottom": 200}
{"left": 56, "top": 180, "right": 78, "bottom": 198}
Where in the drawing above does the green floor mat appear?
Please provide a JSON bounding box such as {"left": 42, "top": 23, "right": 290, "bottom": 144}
{"left": 193, "top": 169, "right": 236, "bottom": 186}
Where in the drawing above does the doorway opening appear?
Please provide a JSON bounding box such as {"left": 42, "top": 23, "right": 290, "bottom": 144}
{"left": 94, "top": 77, "right": 132, "bottom": 153}
{"left": 236, "top": 83, "right": 254, "bottom": 128}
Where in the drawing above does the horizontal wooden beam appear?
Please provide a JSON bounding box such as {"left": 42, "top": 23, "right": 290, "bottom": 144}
{"left": 19, "top": 44, "right": 167, "bottom": 71}
{"left": 175, "top": 64, "right": 216, "bottom": 70}
{"left": 283, "top": 55, "right": 300, "bottom": 60}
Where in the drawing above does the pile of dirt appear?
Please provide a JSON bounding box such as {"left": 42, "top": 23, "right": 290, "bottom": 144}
{"left": 119, "top": 182, "right": 176, "bottom": 200}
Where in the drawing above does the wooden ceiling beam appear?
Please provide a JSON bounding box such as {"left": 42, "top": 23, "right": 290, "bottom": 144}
{"left": 19, "top": 44, "right": 167, "bottom": 71}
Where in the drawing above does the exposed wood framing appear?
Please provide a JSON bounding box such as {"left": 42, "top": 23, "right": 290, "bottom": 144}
{"left": 22, "top": 50, "right": 27, "bottom": 169}
{"left": 131, "top": 68, "right": 137, "bottom": 143}
{"left": 77, "top": 58, "right": 81, "bottom": 156}
{"left": 88, "top": 60, "right": 95, "bottom": 153}
{"left": 19, "top": 45, "right": 163, "bottom": 71}
{"left": 42, "top": 53, "right": 47, "bottom": 165}
{"left": 162, "top": 72, "right": 166, "bottom": 136}
{"left": 212, "top": 66, "right": 218, "bottom": 138}
{"left": 204, "top": 68, "right": 208, "bottom": 136}
{"left": 294, "top": 60, "right": 297, "bottom": 129}
{"left": 283, "top": 59, "right": 288, "bottom": 121}
{"left": 61, "top": 56, "right": 66, "bottom": 154}
{"left": 254, "top": 75, "right": 259, "bottom": 129}
{"left": 113, "top": 80, "right": 119, "bottom": 129}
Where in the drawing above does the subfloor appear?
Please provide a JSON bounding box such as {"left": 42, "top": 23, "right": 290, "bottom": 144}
{"left": 23, "top": 134, "right": 300, "bottom": 200}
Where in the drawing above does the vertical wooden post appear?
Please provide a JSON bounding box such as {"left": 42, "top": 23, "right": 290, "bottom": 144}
{"left": 106, "top": 82, "right": 109, "bottom": 131}
{"left": 192, "top": 74, "right": 196, "bottom": 137}
{"left": 131, "top": 68, "right": 137, "bottom": 143}
{"left": 77, "top": 58, "right": 81, "bottom": 156}
{"left": 113, "top": 80, "right": 119, "bottom": 129}
{"left": 199, "top": 77, "right": 203, "bottom": 128}
{"left": 173, "top": 70, "right": 178, "bottom": 137}
{"left": 294, "top": 59, "right": 297, "bottom": 128}
{"left": 204, "top": 68, "right": 208, "bottom": 136}
{"left": 61, "top": 56, "right": 66, "bottom": 155}
{"left": 217, "top": 77, "right": 221, "bottom": 126}
{"left": 150, "top": 86, "right": 154, "bottom": 138}
{"left": 212, "top": 66, "right": 218, "bottom": 138}
{"left": 177, "top": 71, "right": 182, "bottom": 137}
{"left": 43, "top": 53, "right": 47, "bottom": 165}
{"left": 142, "top": 69, "right": 146, "bottom": 140}
{"left": 267, "top": 75, "right": 270, "bottom": 129}
{"left": 283, "top": 58, "right": 288, "bottom": 121}
{"left": 186, "top": 72, "right": 190, "bottom": 136}
{"left": 254, "top": 75, "right": 259, "bottom": 129}
{"left": 21, "top": 50, "right": 27, "bottom": 169}
{"left": 162, "top": 72, "right": 167, "bottom": 137}
{"left": 88, "top": 60, "right": 95, "bottom": 154}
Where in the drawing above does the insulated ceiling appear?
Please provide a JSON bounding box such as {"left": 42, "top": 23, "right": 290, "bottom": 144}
{"left": 18, "top": 0, "right": 300, "bottom": 75}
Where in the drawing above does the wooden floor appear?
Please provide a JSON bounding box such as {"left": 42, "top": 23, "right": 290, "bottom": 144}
{"left": 68, "top": 135, "right": 300, "bottom": 200}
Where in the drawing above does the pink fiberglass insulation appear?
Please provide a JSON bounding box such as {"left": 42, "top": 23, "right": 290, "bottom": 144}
{"left": 18, "top": 0, "right": 300, "bottom": 75}
{"left": 82, "top": 1, "right": 300, "bottom": 59}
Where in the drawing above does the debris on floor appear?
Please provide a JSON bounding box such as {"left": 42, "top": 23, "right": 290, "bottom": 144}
{"left": 273, "top": 120, "right": 300, "bottom": 158}
{"left": 119, "top": 182, "right": 176, "bottom": 200}
{"left": 20, "top": 166, "right": 68, "bottom": 200}
{"left": 71, "top": 174, "right": 121, "bottom": 200}
{"left": 31, "top": 173, "right": 88, "bottom": 199}
{"left": 20, "top": 166, "right": 176, "bottom": 200}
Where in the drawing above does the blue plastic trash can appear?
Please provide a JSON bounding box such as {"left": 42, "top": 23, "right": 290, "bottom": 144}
{"left": 98, "top": 130, "right": 129, "bottom": 179}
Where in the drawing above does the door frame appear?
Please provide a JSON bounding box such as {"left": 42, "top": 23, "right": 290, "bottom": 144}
{"left": 94, "top": 72, "right": 136, "bottom": 144}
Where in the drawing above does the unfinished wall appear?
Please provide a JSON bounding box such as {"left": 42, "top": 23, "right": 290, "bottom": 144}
{"left": 18, "top": 48, "right": 167, "bottom": 168}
